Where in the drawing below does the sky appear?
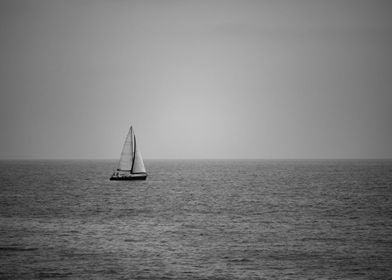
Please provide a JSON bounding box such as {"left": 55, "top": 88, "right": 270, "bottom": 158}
{"left": 0, "top": 0, "right": 391, "bottom": 159}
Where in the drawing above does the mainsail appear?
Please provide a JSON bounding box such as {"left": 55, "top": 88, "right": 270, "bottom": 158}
{"left": 117, "top": 126, "right": 146, "bottom": 174}
{"left": 117, "top": 127, "right": 133, "bottom": 171}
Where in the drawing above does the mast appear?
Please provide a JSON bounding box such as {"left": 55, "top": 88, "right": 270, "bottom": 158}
{"left": 131, "top": 129, "right": 136, "bottom": 173}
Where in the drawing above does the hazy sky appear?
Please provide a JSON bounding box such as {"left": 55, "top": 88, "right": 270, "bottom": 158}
{"left": 1, "top": 0, "right": 391, "bottom": 159}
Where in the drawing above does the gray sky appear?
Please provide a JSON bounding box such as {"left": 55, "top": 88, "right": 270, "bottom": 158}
{"left": 1, "top": 0, "right": 391, "bottom": 159}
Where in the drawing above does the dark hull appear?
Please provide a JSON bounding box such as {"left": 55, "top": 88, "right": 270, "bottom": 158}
{"left": 110, "top": 174, "right": 147, "bottom": 181}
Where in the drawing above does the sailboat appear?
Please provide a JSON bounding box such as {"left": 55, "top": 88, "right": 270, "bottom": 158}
{"left": 110, "top": 126, "right": 147, "bottom": 181}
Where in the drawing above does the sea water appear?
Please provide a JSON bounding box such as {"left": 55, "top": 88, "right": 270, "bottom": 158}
{"left": 0, "top": 159, "right": 391, "bottom": 279}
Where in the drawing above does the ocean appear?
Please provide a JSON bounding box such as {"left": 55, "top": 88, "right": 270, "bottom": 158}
{"left": 0, "top": 159, "right": 391, "bottom": 279}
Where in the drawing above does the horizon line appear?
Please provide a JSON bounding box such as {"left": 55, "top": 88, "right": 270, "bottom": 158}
{"left": 1, "top": 157, "right": 392, "bottom": 161}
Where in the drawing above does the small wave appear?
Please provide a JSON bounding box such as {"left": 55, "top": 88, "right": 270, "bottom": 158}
{"left": 0, "top": 247, "right": 38, "bottom": 251}
{"left": 124, "top": 239, "right": 137, "bottom": 242}
{"left": 228, "top": 257, "right": 251, "bottom": 263}
{"left": 38, "top": 272, "right": 72, "bottom": 278}
{"left": 300, "top": 237, "right": 346, "bottom": 242}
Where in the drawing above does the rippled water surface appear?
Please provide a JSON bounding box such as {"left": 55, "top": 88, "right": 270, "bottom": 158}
{"left": 1, "top": 159, "right": 392, "bottom": 279}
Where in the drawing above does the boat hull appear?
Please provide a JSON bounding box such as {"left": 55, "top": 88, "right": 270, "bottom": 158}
{"left": 110, "top": 173, "right": 147, "bottom": 181}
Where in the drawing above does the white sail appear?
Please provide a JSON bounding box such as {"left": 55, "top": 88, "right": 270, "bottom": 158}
{"left": 131, "top": 130, "right": 146, "bottom": 173}
{"left": 132, "top": 135, "right": 146, "bottom": 173}
{"left": 116, "top": 126, "right": 146, "bottom": 174}
{"left": 117, "top": 127, "right": 133, "bottom": 171}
